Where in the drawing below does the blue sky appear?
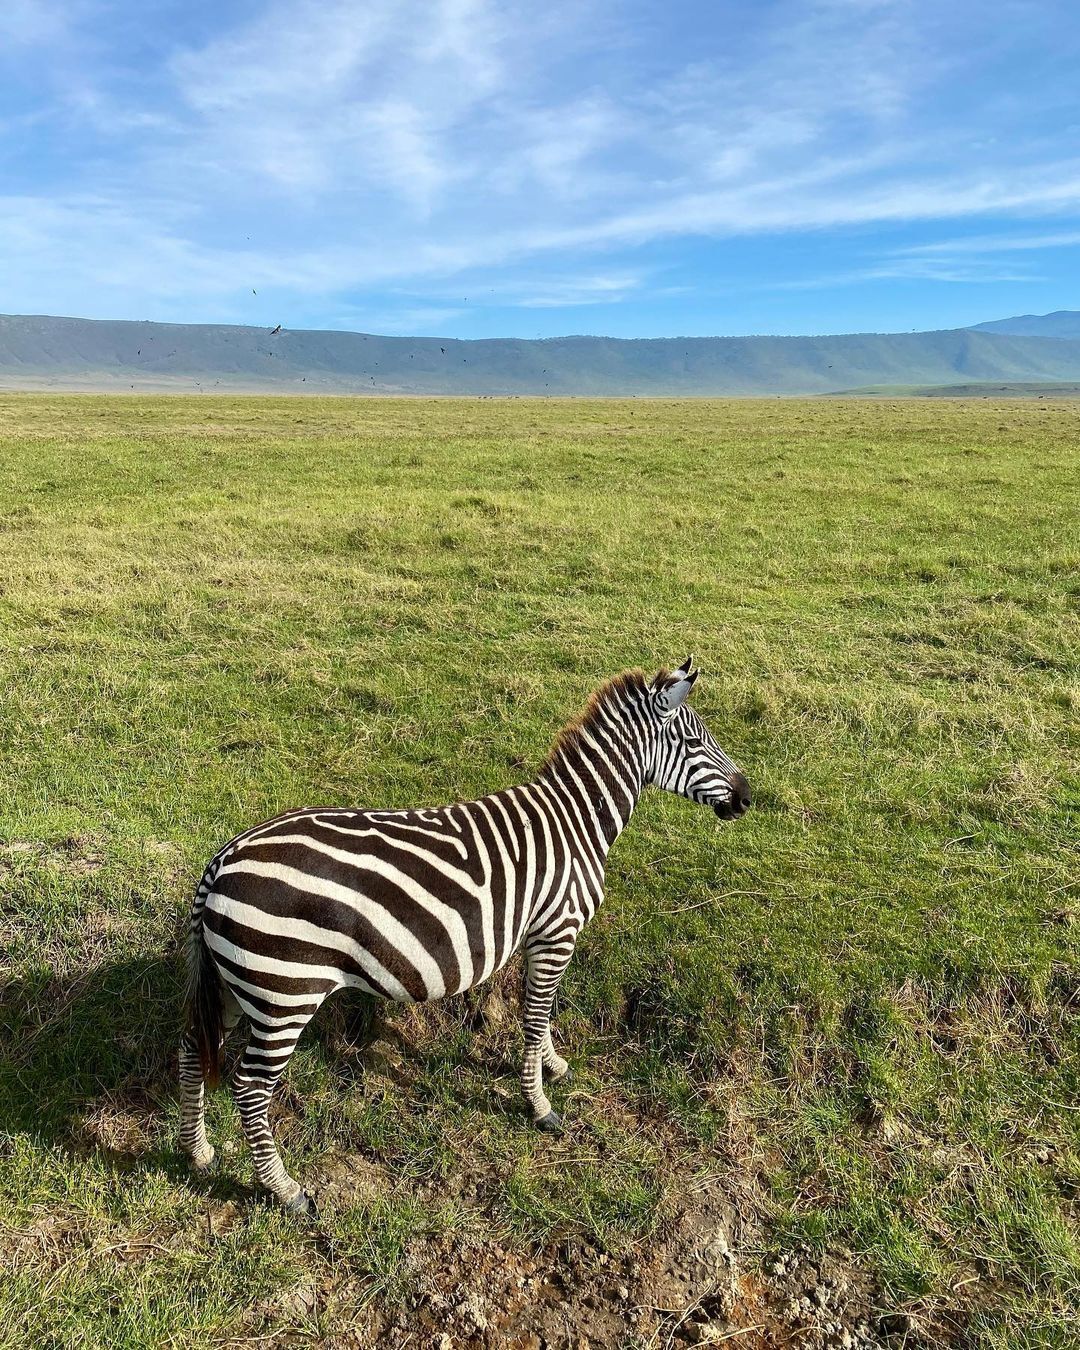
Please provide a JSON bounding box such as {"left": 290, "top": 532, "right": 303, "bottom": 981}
{"left": 2, "top": 0, "right": 1079, "bottom": 338}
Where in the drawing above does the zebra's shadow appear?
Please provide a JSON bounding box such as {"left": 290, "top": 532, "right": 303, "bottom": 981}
{"left": 0, "top": 952, "right": 183, "bottom": 1183}
{"left": 0, "top": 950, "right": 391, "bottom": 1174}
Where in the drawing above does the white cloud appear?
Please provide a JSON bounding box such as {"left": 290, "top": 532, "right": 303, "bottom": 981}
{"left": 411, "top": 271, "right": 646, "bottom": 308}
{"left": 0, "top": 0, "right": 71, "bottom": 46}
{"left": 173, "top": 3, "right": 398, "bottom": 114}
{"left": 773, "top": 259, "right": 1041, "bottom": 291}
{"left": 514, "top": 274, "right": 644, "bottom": 307}
{"left": 167, "top": 0, "right": 512, "bottom": 202}
{"left": 891, "top": 229, "right": 1080, "bottom": 256}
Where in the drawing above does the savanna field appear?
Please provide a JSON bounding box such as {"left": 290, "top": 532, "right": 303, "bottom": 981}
{"left": 0, "top": 394, "right": 1076, "bottom": 1349}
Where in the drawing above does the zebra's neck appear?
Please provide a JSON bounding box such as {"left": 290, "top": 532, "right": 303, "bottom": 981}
{"left": 535, "top": 678, "right": 655, "bottom": 854}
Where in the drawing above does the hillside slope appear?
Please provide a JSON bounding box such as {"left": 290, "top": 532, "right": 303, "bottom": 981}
{"left": 967, "top": 309, "right": 1080, "bottom": 339}
{"left": 5, "top": 311, "right": 1080, "bottom": 395}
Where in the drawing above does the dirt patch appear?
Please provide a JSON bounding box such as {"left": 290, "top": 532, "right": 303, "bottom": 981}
{"left": 246, "top": 1069, "right": 902, "bottom": 1350}
{"left": 78, "top": 1092, "right": 159, "bottom": 1158}
{"left": 301, "top": 1165, "right": 902, "bottom": 1350}
{"left": 142, "top": 837, "right": 186, "bottom": 882}
{"left": 0, "top": 835, "right": 106, "bottom": 876}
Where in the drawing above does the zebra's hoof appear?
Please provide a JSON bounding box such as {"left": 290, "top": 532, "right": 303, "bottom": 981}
{"left": 560, "top": 1067, "right": 574, "bottom": 1085}
{"left": 535, "top": 1111, "right": 563, "bottom": 1134}
{"left": 282, "top": 1189, "right": 318, "bottom": 1222}
{"left": 191, "top": 1151, "right": 218, "bottom": 1175}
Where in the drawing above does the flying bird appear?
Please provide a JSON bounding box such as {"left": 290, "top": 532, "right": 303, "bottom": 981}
{"left": 270, "top": 324, "right": 282, "bottom": 335}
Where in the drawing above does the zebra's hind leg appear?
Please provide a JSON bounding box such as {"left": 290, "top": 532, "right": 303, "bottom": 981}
{"left": 522, "top": 938, "right": 576, "bottom": 1131}
{"left": 179, "top": 993, "right": 241, "bottom": 1172}
{"left": 541, "top": 1027, "right": 571, "bottom": 1084}
{"left": 233, "top": 1012, "right": 321, "bottom": 1219}
{"left": 179, "top": 1028, "right": 215, "bottom": 1170}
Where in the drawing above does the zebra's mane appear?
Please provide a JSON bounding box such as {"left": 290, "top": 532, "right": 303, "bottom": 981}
{"left": 542, "top": 669, "right": 654, "bottom": 773}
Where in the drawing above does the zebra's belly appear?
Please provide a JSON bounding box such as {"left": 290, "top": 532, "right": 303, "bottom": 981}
{"left": 202, "top": 854, "right": 531, "bottom": 1006}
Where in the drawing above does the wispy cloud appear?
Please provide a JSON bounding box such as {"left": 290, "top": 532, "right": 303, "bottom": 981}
{"left": 891, "top": 229, "right": 1080, "bottom": 256}
{"left": 773, "top": 258, "right": 1042, "bottom": 291}
{"left": 0, "top": 0, "right": 70, "bottom": 46}
{"left": 515, "top": 275, "right": 644, "bottom": 307}
{"left": 167, "top": 0, "right": 511, "bottom": 203}
{"left": 411, "top": 272, "right": 647, "bottom": 309}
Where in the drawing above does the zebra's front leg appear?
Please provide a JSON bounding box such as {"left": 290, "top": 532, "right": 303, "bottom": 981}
{"left": 522, "top": 937, "right": 576, "bottom": 1131}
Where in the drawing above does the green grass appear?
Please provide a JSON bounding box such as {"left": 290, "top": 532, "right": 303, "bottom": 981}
{"left": 0, "top": 394, "right": 1077, "bottom": 1347}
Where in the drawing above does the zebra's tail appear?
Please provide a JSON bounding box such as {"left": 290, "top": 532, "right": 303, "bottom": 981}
{"left": 185, "top": 863, "right": 224, "bottom": 1090}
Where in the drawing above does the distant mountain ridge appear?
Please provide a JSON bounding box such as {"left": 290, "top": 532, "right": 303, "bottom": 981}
{"left": 3, "top": 311, "right": 1080, "bottom": 396}
{"left": 967, "top": 310, "right": 1080, "bottom": 339}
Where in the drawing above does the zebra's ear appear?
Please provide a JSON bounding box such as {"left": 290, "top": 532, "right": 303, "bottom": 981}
{"left": 652, "top": 656, "right": 695, "bottom": 687}
{"left": 652, "top": 661, "right": 699, "bottom": 712}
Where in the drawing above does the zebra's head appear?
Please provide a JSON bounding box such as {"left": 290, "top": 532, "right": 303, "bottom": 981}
{"left": 646, "top": 658, "right": 751, "bottom": 821}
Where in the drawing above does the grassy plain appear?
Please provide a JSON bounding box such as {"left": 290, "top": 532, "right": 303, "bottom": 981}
{"left": 0, "top": 394, "right": 1077, "bottom": 1347}
{"left": 829, "top": 383, "right": 1080, "bottom": 399}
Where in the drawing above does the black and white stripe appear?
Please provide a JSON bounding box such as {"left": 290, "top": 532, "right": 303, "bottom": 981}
{"left": 179, "top": 658, "right": 750, "bottom": 1215}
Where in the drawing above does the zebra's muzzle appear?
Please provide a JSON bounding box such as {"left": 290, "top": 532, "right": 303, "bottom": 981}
{"left": 713, "top": 774, "right": 751, "bottom": 820}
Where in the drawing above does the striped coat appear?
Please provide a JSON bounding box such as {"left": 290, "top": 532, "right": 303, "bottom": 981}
{"left": 180, "top": 659, "right": 750, "bottom": 1216}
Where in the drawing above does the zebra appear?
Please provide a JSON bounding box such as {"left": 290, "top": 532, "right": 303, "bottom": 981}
{"left": 179, "top": 658, "right": 750, "bottom": 1217}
